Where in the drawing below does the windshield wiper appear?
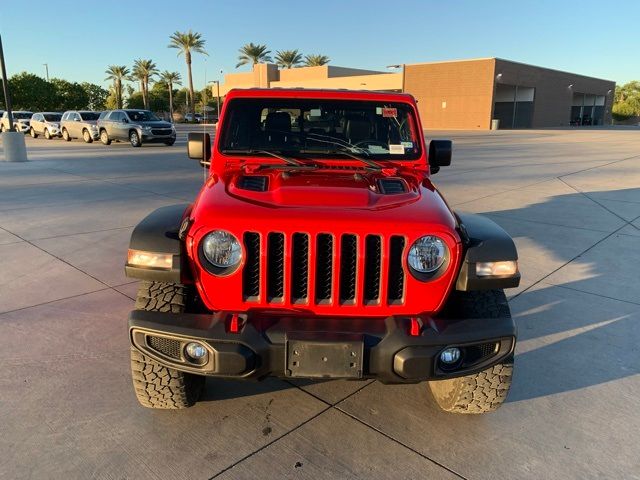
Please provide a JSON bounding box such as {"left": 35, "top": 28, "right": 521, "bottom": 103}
{"left": 222, "top": 149, "right": 303, "bottom": 166}
{"left": 301, "top": 147, "right": 384, "bottom": 171}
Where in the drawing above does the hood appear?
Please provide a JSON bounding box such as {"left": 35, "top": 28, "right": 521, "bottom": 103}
{"left": 191, "top": 167, "right": 457, "bottom": 232}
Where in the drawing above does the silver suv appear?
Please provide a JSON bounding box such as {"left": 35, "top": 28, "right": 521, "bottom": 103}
{"left": 1, "top": 111, "right": 33, "bottom": 133}
{"left": 97, "top": 109, "right": 176, "bottom": 147}
{"left": 30, "top": 112, "right": 63, "bottom": 139}
{"left": 60, "top": 111, "right": 101, "bottom": 143}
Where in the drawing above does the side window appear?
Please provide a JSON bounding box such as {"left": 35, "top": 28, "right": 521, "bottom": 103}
{"left": 73, "top": 113, "right": 81, "bottom": 121}
{"left": 61, "top": 113, "right": 67, "bottom": 121}
{"left": 111, "top": 112, "right": 122, "bottom": 121}
{"left": 34, "top": 114, "right": 41, "bottom": 121}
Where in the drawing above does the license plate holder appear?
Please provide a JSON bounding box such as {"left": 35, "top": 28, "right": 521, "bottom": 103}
{"left": 285, "top": 332, "right": 364, "bottom": 379}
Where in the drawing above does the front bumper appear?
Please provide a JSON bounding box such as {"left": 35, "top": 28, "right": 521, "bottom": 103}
{"left": 141, "top": 130, "right": 176, "bottom": 143}
{"left": 129, "top": 311, "right": 516, "bottom": 383}
{"left": 15, "top": 123, "right": 30, "bottom": 133}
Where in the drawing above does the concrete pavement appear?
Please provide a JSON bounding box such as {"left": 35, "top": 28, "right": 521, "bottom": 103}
{"left": 1, "top": 127, "right": 639, "bottom": 479}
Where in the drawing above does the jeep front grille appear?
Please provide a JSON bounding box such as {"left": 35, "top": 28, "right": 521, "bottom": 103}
{"left": 242, "top": 232, "right": 406, "bottom": 306}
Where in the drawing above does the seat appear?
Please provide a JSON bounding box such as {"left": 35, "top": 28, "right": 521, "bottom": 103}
{"left": 264, "top": 112, "right": 291, "bottom": 145}
{"left": 344, "top": 118, "right": 371, "bottom": 145}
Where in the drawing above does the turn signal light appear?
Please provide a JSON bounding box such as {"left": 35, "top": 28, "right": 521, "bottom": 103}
{"left": 127, "top": 249, "right": 173, "bottom": 269}
{"left": 476, "top": 260, "right": 518, "bottom": 277}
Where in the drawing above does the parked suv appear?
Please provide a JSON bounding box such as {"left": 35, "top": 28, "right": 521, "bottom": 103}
{"left": 97, "top": 109, "right": 176, "bottom": 147}
{"left": 30, "top": 112, "right": 62, "bottom": 139}
{"left": 60, "top": 111, "right": 101, "bottom": 143}
{"left": 124, "top": 89, "right": 521, "bottom": 414}
{"left": 1, "top": 111, "right": 33, "bottom": 133}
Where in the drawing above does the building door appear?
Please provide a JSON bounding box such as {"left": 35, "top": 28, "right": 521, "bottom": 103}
{"left": 493, "top": 84, "right": 535, "bottom": 129}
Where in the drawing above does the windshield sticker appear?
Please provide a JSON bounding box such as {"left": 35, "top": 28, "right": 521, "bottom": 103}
{"left": 389, "top": 144, "right": 405, "bottom": 154}
{"left": 382, "top": 108, "right": 398, "bottom": 118}
{"left": 368, "top": 145, "right": 387, "bottom": 154}
{"left": 310, "top": 108, "right": 322, "bottom": 117}
{"left": 401, "top": 141, "right": 413, "bottom": 148}
{"left": 376, "top": 107, "right": 383, "bottom": 115}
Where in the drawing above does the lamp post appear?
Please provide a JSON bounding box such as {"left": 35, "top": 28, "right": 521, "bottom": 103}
{"left": 43, "top": 63, "right": 49, "bottom": 82}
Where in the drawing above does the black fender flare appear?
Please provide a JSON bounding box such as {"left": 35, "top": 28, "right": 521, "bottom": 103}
{"left": 124, "top": 204, "right": 190, "bottom": 283}
{"left": 454, "top": 212, "right": 520, "bottom": 291}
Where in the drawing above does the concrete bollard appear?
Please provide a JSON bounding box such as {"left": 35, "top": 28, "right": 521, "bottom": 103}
{"left": 1, "top": 131, "right": 28, "bottom": 162}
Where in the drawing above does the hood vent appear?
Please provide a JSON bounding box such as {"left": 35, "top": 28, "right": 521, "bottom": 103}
{"left": 377, "top": 178, "right": 407, "bottom": 195}
{"left": 238, "top": 176, "right": 268, "bottom": 192}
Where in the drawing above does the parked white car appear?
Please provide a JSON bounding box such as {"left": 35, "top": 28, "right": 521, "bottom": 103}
{"left": 30, "top": 112, "right": 63, "bottom": 139}
{"left": 1, "top": 111, "right": 33, "bottom": 133}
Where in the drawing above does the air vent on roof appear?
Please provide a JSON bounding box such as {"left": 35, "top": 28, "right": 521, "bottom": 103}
{"left": 377, "top": 178, "right": 407, "bottom": 195}
{"left": 238, "top": 176, "right": 268, "bottom": 192}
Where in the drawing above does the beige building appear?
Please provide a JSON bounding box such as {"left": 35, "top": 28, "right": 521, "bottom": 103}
{"left": 215, "top": 58, "right": 615, "bottom": 130}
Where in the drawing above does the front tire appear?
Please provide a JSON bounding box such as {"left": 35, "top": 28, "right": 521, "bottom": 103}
{"left": 62, "top": 128, "right": 71, "bottom": 141}
{"left": 428, "top": 290, "right": 514, "bottom": 414}
{"left": 164, "top": 139, "right": 176, "bottom": 146}
{"left": 130, "top": 281, "right": 205, "bottom": 409}
{"left": 130, "top": 130, "right": 141, "bottom": 147}
{"left": 100, "top": 129, "right": 111, "bottom": 145}
{"left": 44, "top": 128, "right": 52, "bottom": 140}
{"left": 82, "top": 129, "right": 93, "bottom": 143}
{"left": 30, "top": 127, "right": 38, "bottom": 138}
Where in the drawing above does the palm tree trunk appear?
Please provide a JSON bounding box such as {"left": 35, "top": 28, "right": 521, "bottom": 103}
{"left": 116, "top": 79, "right": 122, "bottom": 109}
{"left": 168, "top": 83, "right": 174, "bottom": 122}
{"left": 186, "top": 51, "right": 194, "bottom": 118}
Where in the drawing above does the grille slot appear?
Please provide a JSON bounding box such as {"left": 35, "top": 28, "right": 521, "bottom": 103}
{"left": 147, "top": 336, "right": 181, "bottom": 359}
{"left": 315, "top": 234, "right": 334, "bottom": 303}
{"left": 339, "top": 234, "right": 358, "bottom": 304}
{"left": 387, "top": 236, "right": 405, "bottom": 303}
{"left": 267, "top": 233, "right": 285, "bottom": 302}
{"left": 465, "top": 342, "right": 499, "bottom": 363}
{"left": 290, "top": 233, "right": 309, "bottom": 303}
{"left": 238, "top": 176, "right": 268, "bottom": 192}
{"left": 363, "top": 235, "right": 382, "bottom": 304}
{"left": 242, "top": 232, "right": 261, "bottom": 300}
{"left": 151, "top": 128, "right": 172, "bottom": 136}
{"left": 378, "top": 178, "right": 407, "bottom": 194}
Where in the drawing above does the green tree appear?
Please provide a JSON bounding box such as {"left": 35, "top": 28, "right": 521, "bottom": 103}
{"left": 159, "top": 71, "right": 182, "bottom": 122}
{"left": 236, "top": 43, "right": 272, "bottom": 68}
{"left": 7, "top": 72, "right": 56, "bottom": 110}
{"left": 81, "top": 82, "right": 109, "bottom": 110}
{"left": 304, "top": 54, "right": 330, "bottom": 67}
{"left": 613, "top": 81, "right": 640, "bottom": 119}
{"left": 50, "top": 79, "right": 89, "bottom": 111}
{"left": 168, "top": 30, "right": 208, "bottom": 118}
{"left": 274, "top": 49, "right": 303, "bottom": 69}
{"left": 132, "top": 59, "right": 159, "bottom": 109}
{"left": 105, "top": 65, "right": 130, "bottom": 109}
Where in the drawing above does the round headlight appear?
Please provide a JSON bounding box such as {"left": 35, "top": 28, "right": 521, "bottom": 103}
{"left": 201, "top": 230, "right": 242, "bottom": 268}
{"left": 408, "top": 235, "right": 447, "bottom": 273}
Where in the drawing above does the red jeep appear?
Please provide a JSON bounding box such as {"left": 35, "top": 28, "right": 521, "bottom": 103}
{"left": 125, "top": 89, "right": 520, "bottom": 414}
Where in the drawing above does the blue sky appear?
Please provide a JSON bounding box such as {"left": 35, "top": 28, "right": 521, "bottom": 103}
{"left": 1, "top": 0, "right": 638, "bottom": 89}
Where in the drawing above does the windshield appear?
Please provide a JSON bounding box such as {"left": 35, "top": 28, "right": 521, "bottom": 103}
{"left": 220, "top": 98, "right": 422, "bottom": 160}
{"left": 127, "top": 110, "right": 159, "bottom": 122}
{"left": 44, "top": 114, "right": 62, "bottom": 122}
{"left": 79, "top": 112, "right": 100, "bottom": 121}
{"left": 13, "top": 112, "right": 33, "bottom": 119}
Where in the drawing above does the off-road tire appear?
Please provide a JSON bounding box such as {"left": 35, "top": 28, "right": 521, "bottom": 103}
{"left": 428, "top": 289, "right": 514, "bottom": 414}
{"left": 130, "top": 281, "right": 205, "bottom": 409}
{"left": 30, "top": 127, "right": 38, "bottom": 138}
{"left": 100, "top": 129, "right": 111, "bottom": 145}
{"left": 82, "top": 129, "right": 93, "bottom": 143}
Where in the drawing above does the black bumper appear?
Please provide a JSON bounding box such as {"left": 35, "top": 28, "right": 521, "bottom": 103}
{"left": 141, "top": 134, "right": 176, "bottom": 143}
{"left": 129, "top": 311, "right": 516, "bottom": 383}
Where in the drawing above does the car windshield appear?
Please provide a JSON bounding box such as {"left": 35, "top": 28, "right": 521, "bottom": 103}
{"left": 79, "top": 112, "right": 100, "bottom": 121}
{"left": 44, "top": 113, "right": 62, "bottom": 121}
{"left": 127, "top": 110, "right": 159, "bottom": 122}
{"left": 220, "top": 98, "right": 422, "bottom": 160}
{"left": 13, "top": 112, "right": 33, "bottom": 119}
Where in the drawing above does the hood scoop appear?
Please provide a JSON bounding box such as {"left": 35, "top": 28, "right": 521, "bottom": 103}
{"left": 238, "top": 175, "right": 268, "bottom": 192}
{"left": 377, "top": 178, "right": 407, "bottom": 195}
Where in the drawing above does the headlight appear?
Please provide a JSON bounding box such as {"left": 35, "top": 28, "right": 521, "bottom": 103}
{"left": 201, "top": 230, "right": 242, "bottom": 269}
{"left": 141, "top": 125, "right": 152, "bottom": 132}
{"left": 408, "top": 235, "right": 447, "bottom": 273}
{"left": 89, "top": 124, "right": 98, "bottom": 130}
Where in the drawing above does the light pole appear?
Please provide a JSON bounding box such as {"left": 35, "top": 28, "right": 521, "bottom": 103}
{"left": 43, "top": 63, "right": 49, "bottom": 82}
{"left": 209, "top": 80, "right": 220, "bottom": 117}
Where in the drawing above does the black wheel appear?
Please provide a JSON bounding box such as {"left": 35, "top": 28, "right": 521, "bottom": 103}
{"left": 44, "top": 128, "right": 51, "bottom": 140}
{"left": 0, "top": 124, "right": 5, "bottom": 132}
{"left": 82, "top": 129, "right": 93, "bottom": 143}
{"left": 30, "top": 127, "right": 38, "bottom": 138}
{"left": 428, "top": 290, "right": 514, "bottom": 414}
{"left": 164, "top": 139, "right": 176, "bottom": 146}
{"left": 100, "top": 129, "right": 111, "bottom": 145}
{"left": 129, "top": 130, "right": 141, "bottom": 147}
{"left": 130, "top": 281, "right": 205, "bottom": 409}
{"left": 62, "top": 128, "right": 71, "bottom": 141}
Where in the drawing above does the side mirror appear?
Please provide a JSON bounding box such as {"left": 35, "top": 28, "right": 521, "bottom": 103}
{"left": 188, "top": 132, "right": 212, "bottom": 166}
{"left": 428, "top": 139, "right": 452, "bottom": 175}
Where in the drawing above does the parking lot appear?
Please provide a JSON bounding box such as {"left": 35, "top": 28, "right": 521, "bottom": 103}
{"left": 1, "top": 126, "right": 639, "bottom": 479}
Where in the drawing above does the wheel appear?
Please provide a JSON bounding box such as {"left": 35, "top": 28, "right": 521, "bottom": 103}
{"left": 428, "top": 290, "right": 514, "bottom": 414}
{"left": 164, "top": 139, "right": 176, "bottom": 146}
{"left": 129, "top": 130, "right": 141, "bottom": 147}
{"left": 82, "top": 129, "right": 93, "bottom": 143}
{"left": 130, "top": 281, "right": 205, "bottom": 409}
{"left": 62, "top": 128, "right": 71, "bottom": 141}
{"left": 30, "top": 127, "right": 38, "bottom": 138}
{"left": 0, "top": 125, "right": 5, "bottom": 132}
{"left": 44, "top": 128, "right": 51, "bottom": 140}
{"left": 99, "top": 129, "right": 111, "bottom": 145}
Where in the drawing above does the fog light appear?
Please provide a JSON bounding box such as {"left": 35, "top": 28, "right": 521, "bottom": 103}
{"left": 476, "top": 260, "right": 518, "bottom": 277}
{"left": 185, "top": 342, "right": 208, "bottom": 360}
{"left": 440, "top": 347, "right": 461, "bottom": 364}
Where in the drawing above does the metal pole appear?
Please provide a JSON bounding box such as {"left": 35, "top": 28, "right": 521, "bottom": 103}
{"left": 43, "top": 63, "right": 49, "bottom": 82}
{"left": 216, "top": 81, "right": 220, "bottom": 116}
{"left": 0, "top": 34, "right": 15, "bottom": 131}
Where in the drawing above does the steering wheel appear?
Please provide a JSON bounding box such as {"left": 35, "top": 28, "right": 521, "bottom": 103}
{"left": 353, "top": 139, "right": 388, "bottom": 149}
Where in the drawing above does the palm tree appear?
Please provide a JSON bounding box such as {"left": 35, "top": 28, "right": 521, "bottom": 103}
{"left": 274, "top": 49, "right": 303, "bottom": 69}
{"left": 132, "top": 59, "right": 158, "bottom": 109}
{"left": 105, "top": 65, "right": 130, "bottom": 109}
{"left": 304, "top": 54, "right": 330, "bottom": 67}
{"left": 159, "top": 71, "right": 182, "bottom": 122}
{"left": 168, "top": 30, "right": 208, "bottom": 118}
{"left": 236, "top": 43, "right": 272, "bottom": 68}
